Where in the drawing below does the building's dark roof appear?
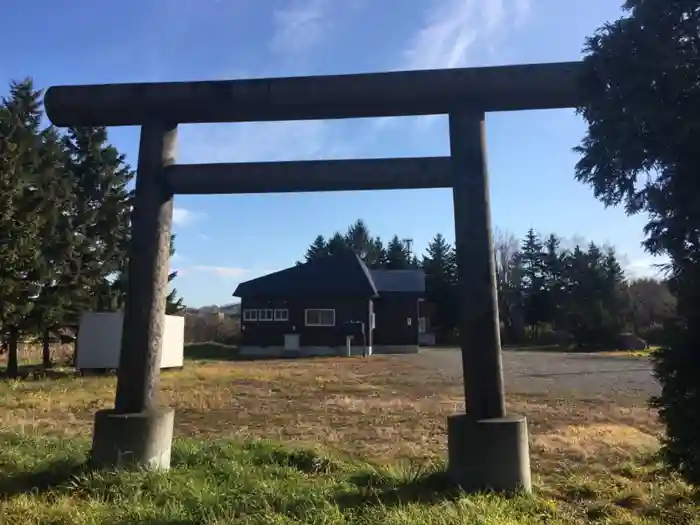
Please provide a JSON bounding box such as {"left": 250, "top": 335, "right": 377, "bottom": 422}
{"left": 370, "top": 269, "right": 425, "bottom": 293}
{"left": 233, "top": 252, "right": 379, "bottom": 298}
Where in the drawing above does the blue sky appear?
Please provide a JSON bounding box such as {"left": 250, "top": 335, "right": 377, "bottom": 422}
{"left": 3, "top": 0, "right": 664, "bottom": 307}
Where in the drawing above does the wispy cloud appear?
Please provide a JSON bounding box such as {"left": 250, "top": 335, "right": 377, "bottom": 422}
{"left": 270, "top": 0, "right": 330, "bottom": 55}
{"left": 402, "top": 0, "right": 530, "bottom": 71}
{"left": 191, "top": 266, "right": 253, "bottom": 278}
{"left": 173, "top": 206, "right": 206, "bottom": 227}
{"left": 179, "top": 118, "right": 358, "bottom": 165}
{"left": 375, "top": 0, "right": 531, "bottom": 131}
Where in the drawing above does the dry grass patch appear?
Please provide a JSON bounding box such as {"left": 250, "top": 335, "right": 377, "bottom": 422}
{"left": 0, "top": 355, "right": 662, "bottom": 464}
{"left": 1, "top": 353, "right": 692, "bottom": 524}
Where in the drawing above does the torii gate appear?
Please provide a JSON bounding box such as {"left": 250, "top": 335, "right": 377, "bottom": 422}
{"left": 44, "top": 60, "right": 581, "bottom": 494}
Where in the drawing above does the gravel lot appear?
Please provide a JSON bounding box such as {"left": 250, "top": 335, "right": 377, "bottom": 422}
{"left": 417, "top": 348, "right": 659, "bottom": 399}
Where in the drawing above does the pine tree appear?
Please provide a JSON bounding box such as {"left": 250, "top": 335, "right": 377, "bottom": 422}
{"left": 27, "top": 125, "right": 75, "bottom": 368}
{"left": 422, "top": 234, "right": 457, "bottom": 340}
{"left": 166, "top": 234, "right": 184, "bottom": 315}
{"left": 520, "top": 229, "right": 546, "bottom": 332}
{"left": 0, "top": 79, "right": 55, "bottom": 376}
{"left": 385, "top": 235, "right": 412, "bottom": 269}
{"left": 367, "top": 237, "right": 388, "bottom": 268}
{"left": 61, "top": 125, "right": 134, "bottom": 320}
{"left": 304, "top": 235, "right": 328, "bottom": 262}
{"left": 327, "top": 232, "right": 349, "bottom": 256}
{"left": 345, "top": 219, "right": 372, "bottom": 261}
{"left": 541, "top": 233, "right": 565, "bottom": 329}
{"left": 562, "top": 242, "right": 625, "bottom": 348}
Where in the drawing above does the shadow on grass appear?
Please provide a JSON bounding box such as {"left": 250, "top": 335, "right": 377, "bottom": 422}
{"left": 0, "top": 365, "right": 77, "bottom": 382}
{"left": 334, "top": 469, "right": 462, "bottom": 510}
{"left": 183, "top": 342, "right": 352, "bottom": 363}
{"left": 246, "top": 443, "right": 342, "bottom": 475}
{"left": 0, "top": 458, "right": 87, "bottom": 499}
{"left": 184, "top": 342, "right": 241, "bottom": 361}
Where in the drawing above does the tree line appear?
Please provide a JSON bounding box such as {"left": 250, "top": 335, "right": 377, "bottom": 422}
{"left": 302, "top": 219, "right": 676, "bottom": 348}
{"left": 0, "top": 79, "right": 183, "bottom": 377}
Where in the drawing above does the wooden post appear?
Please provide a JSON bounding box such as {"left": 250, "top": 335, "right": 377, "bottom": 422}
{"left": 449, "top": 111, "right": 506, "bottom": 420}
{"left": 114, "top": 123, "right": 177, "bottom": 414}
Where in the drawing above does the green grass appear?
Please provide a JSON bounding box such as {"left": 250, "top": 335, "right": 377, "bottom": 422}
{"left": 0, "top": 433, "right": 549, "bottom": 525}
{"left": 0, "top": 433, "right": 697, "bottom": 525}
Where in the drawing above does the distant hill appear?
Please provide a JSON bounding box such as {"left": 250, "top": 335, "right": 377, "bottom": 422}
{"left": 186, "top": 303, "right": 241, "bottom": 317}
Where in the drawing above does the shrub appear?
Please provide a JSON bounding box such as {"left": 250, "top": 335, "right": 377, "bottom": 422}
{"left": 651, "top": 318, "right": 700, "bottom": 485}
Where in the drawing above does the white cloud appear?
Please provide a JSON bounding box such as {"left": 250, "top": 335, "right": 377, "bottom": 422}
{"left": 270, "top": 0, "right": 329, "bottom": 55}
{"left": 172, "top": 206, "right": 205, "bottom": 226}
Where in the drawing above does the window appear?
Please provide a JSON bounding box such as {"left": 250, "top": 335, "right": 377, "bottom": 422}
{"left": 243, "top": 309, "right": 257, "bottom": 322}
{"left": 274, "top": 309, "right": 289, "bottom": 322}
{"left": 259, "top": 309, "right": 274, "bottom": 322}
{"left": 305, "top": 308, "right": 335, "bottom": 327}
{"left": 418, "top": 317, "right": 427, "bottom": 334}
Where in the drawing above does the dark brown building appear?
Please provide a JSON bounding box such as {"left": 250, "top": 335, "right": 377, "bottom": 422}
{"left": 233, "top": 252, "right": 427, "bottom": 357}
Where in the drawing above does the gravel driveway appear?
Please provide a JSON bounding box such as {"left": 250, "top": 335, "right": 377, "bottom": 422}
{"left": 417, "top": 348, "right": 659, "bottom": 399}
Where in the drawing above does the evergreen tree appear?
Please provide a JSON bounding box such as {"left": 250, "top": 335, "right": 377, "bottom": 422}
{"left": 422, "top": 233, "right": 457, "bottom": 340}
{"left": 304, "top": 235, "right": 328, "bottom": 262}
{"left": 166, "top": 234, "right": 184, "bottom": 315}
{"left": 575, "top": 0, "right": 700, "bottom": 483}
{"left": 368, "top": 237, "right": 388, "bottom": 268}
{"left": 345, "top": 219, "right": 373, "bottom": 261}
{"left": 562, "top": 243, "right": 625, "bottom": 348}
{"left": 385, "top": 235, "right": 412, "bottom": 269}
{"left": 0, "top": 79, "right": 56, "bottom": 376}
{"left": 520, "top": 229, "right": 547, "bottom": 331}
{"left": 27, "top": 125, "right": 74, "bottom": 368}
{"left": 62, "top": 125, "right": 134, "bottom": 319}
{"left": 327, "top": 232, "right": 349, "bottom": 256}
{"left": 541, "top": 233, "right": 565, "bottom": 329}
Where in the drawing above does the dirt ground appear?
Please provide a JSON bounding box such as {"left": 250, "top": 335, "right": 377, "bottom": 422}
{"left": 421, "top": 348, "right": 659, "bottom": 398}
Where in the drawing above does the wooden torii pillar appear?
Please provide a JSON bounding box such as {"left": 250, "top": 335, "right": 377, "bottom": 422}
{"left": 44, "top": 61, "right": 581, "bottom": 491}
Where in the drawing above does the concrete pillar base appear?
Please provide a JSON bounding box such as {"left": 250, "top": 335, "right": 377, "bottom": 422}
{"left": 90, "top": 408, "right": 175, "bottom": 470}
{"left": 447, "top": 413, "right": 532, "bottom": 494}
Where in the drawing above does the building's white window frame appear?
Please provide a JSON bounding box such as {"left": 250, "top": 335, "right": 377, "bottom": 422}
{"left": 274, "top": 308, "right": 289, "bottom": 322}
{"left": 259, "top": 309, "right": 274, "bottom": 322}
{"left": 305, "top": 308, "right": 336, "bottom": 327}
{"left": 243, "top": 309, "right": 258, "bottom": 322}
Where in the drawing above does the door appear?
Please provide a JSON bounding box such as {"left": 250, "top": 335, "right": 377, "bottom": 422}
{"left": 284, "top": 333, "right": 300, "bottom": 351}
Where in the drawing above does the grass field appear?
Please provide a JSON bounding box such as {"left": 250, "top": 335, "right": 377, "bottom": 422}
{"left": 0, "top": 343, "right": 697, "bottom": 524}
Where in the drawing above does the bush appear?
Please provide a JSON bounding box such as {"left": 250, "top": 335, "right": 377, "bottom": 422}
{"left": 651, "top": 319, "right": 700, "bottom": 486}
{"left": 639, "top": 324, "right": 670, "bottom": 346}
{"left": 184, "top": 314, "right": 240, "bottom": 345}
